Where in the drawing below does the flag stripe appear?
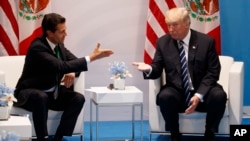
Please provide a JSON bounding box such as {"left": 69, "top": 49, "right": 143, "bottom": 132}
{"left": 149, "top": 0, "right": 168, "bottom": 33}
{"left": 146, "top": 22, "right": 158, "bottom": 49}
{"left": 144, "top": 49, "right": 152, "bottom": 65}
{"left": 145, "top": 37, "right": 156, "bottom": 60}
{"left": 144, "top": 0, "right": 169, "bottom": 63}
{"left": 165, "top": 0, "right": 177, "bottom": 9}
{"left": 147, "top": 11, "right": 166, "bottom": 38}
{"left": 0, "top": 0, "right": 18, "bottom": 55}
{"left": 0, "top": 0, "right": 18, "bottom": 38}
{"left": 0, "top": 25, "right": 18, "bottom": 55}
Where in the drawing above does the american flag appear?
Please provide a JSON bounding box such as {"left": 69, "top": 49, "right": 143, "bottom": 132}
{"left": 0, "top": 0, "right": 19, "bottom": 55}
{"left": 0, "top": 0, "right": 51, "bottom": 56}
{"left": 144, "top": 0, "right": 221, "bottom": 64}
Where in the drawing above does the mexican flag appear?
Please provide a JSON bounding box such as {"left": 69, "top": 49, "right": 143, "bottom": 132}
{"left": 18, "top": 0, "right": 52, "bottom": 55}
{"left": 187, "top": 0, "right": 221, "bottom": 54}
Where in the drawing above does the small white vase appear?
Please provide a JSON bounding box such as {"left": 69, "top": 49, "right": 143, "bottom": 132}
{"left": 0, "top": 106, "right": 10, "bottom": 120}
{"left": 113, "top": 79, "right": 125, "bottom": 90}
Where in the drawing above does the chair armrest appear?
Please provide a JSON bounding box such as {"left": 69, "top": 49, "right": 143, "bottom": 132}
{"left": 73, "top": 72, "right": 85, "bottom": 134}
{"left": 149, "top": 77, "right": 166, "bottom": 131}
{"left": 149, "top": 71, "right": 166, "bottom": 97}
{"left": 228, "top": 61, "right": 244, "bottom": 124}
{"left": 149, "top": 78, "right": 161, "bottom": 97}
{"left": 74, "top": 72, "right": 85, "bottom": 95}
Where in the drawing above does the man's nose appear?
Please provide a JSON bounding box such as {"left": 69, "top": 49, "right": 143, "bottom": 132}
{"left": 168, "top": 26, "right": 174, "bottom": 32}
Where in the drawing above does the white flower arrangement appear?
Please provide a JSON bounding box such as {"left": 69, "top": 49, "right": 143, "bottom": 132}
{"left": 0, "top": 83, "right": 17, "bottom": 107}
{"left": 109, "top": 61, "right": 132, "bottom": 79}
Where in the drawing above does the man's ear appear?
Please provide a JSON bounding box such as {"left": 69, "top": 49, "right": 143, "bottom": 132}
{"left": 185, "top": 22, "right": 190, "bottom": 28}
{"left": 46, "top": 30, "right": 53, "bottom": 37}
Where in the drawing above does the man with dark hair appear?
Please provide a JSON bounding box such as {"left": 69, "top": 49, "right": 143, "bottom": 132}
{"left": 14, "top": 13, "right": 113, "bottom": 141}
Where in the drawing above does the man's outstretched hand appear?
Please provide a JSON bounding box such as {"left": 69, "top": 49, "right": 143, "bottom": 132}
{"left": 89, "top": 43, "right": 114, "bottom": 62}
{"left": 132, "top": 62, "right": 151, "bottom": 72}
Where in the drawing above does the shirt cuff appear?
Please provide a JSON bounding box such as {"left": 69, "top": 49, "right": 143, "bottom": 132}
{"left": 85, "top": 56, "right": 90, "bottom": 63}
{"left": 194, "top": 93, "right": 204, "bottom": 102}
{"left": 143, "top": 66, "right": 152, "bottom": 77}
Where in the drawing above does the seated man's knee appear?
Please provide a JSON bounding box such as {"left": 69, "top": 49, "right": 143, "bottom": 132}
{"left": 157, "top": 88, "right": 180, "bottom": 105}
{"left": 74, "top": 92, "right": 85, "bottom": 106}
{"left": 33, "top": 93, "right": 49, "bottom": 104}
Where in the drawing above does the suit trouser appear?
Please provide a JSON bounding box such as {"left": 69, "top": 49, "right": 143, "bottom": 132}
{"left": 16, "top": 86, "right": 85, "bottom": 141}
{"left": 157, "top": 85, "right": 227, "bottom": 136}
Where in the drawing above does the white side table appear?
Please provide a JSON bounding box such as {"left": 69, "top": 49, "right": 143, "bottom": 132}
{"left": 86, "top": 86, "right": 143, "bottom": 141}
{"left": 0, "top": 115, "right": 32, "bottom": 141}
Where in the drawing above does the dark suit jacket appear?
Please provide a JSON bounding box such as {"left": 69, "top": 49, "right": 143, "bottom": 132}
{"left": 14, "top": 36, "right": 88, "bottom": 106}
{"left": 145, "top": 29, "right": 221, "bottom": 98}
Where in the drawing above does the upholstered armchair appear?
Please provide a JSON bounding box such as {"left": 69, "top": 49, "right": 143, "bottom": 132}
{"left": 148, "top": 56, "right": 244, "bottom": 139}
{"left": 0, "top": 56, "right": 85, "bottom": 140}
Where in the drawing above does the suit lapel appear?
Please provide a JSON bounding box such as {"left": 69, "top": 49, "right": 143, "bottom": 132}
{"left": 188, "top": 30, "right": 198, "bottom": 80}
{"left": 42, "top": 36, "right": 59, "bottom": 57}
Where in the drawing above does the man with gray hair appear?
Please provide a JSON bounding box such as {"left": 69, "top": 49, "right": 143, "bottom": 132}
{"left": 133, "top": 7, "right": 226, "bottom": 141}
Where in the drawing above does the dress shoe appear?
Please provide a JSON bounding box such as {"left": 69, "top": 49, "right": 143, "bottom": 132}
{"left": 52, "top": 135, "right": 64, "bottom": 141}
{"left": 36, "top": 136, "right": 51, "bottom": 141}
{"left": 204, "top": 130, "right": 215, "bottom": 141}
{"left": 203, "top": 137, "right": 215, "bottom": 141}
{"left": 171, "top": 137, "right": 182, "bottom": 141}
{"left": 171, "top": 133, "right": 182, "bottom": 141}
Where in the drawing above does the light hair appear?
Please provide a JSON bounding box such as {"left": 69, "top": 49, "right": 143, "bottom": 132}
{"left": 165, "top": 7, "right": 190, "bottom": 25}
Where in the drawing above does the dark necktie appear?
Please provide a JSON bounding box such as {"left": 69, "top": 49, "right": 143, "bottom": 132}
{"left": 53, "top": 45, "right": 61, "bottom": 99}
{"left": 54, "top": 45, "right": 61, "bottom": 59}
{"left": 178, "top": 41, "right": 191, "bottom": 106}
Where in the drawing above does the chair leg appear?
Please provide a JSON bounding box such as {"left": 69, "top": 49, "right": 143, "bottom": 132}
{"left": 80, "top": 135, "right": 83, "bottom": 141}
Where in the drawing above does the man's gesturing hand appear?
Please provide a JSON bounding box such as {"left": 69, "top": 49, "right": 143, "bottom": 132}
{"left": 132, "top": 62, "right": 151, "bottom": 72}
{"left": 89, "top": 43, "right": 114, "bottom": 62}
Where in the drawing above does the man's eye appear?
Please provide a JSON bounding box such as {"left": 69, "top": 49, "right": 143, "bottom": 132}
{"left": 167, "top": 23, "right": 178, "bottom": 27}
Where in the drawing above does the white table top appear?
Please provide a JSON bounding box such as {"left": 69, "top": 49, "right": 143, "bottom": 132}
{"left": 86, "top": 86, "right": 141, "bottom": 93}
{"left": 86, "top": 86, "right": 143, "bottom": 104}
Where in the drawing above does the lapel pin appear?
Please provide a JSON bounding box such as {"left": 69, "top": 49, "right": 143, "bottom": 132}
{"left": 192, "top": 46, "right": 196, "bottom": 49}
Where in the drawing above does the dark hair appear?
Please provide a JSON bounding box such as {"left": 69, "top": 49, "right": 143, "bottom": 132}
{"left": 42, "top": 13, "right": 66, "bottom": 36}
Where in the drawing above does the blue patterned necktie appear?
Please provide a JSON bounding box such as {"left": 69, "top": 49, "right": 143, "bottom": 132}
{"left": 178, "top": 41, "right": 191, "bottom": 106}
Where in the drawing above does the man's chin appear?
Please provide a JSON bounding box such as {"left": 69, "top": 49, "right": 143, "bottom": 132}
{"left": 170, "top": 35, "right": 179, "bottom": 40}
